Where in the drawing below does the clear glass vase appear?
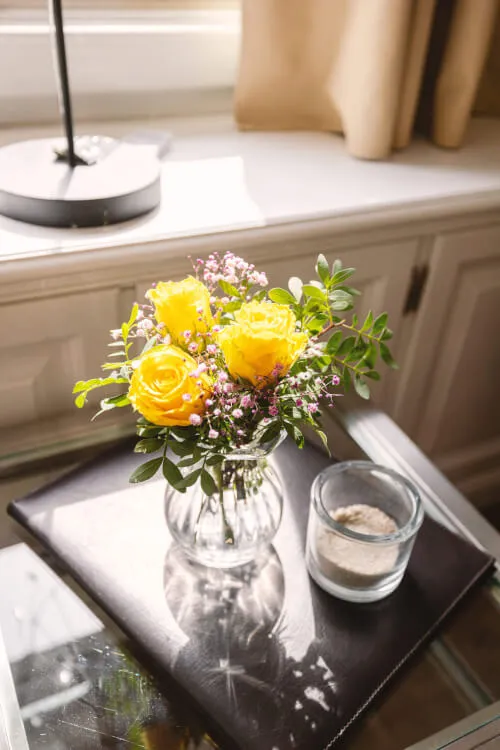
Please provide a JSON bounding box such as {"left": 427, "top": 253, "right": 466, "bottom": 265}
{"left": 165, "top": 436, "right": 285, "bottom": 569}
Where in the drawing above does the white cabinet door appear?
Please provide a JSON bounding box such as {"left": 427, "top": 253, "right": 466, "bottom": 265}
{"left": 393, "top": 224, "right": 500, "bottom": 507}
{"left": 0, "top": 289, "right": 122, "bottom": 430}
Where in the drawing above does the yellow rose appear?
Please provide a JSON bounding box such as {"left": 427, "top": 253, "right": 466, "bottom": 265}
{"left": 217, "top": 301, "right": 308, "bottom": 387}
{"left": 147, "top": 277, "right": 213, "bottom": 345}
{"left": 129, "top": 345, "right": 211, "bottom": 426}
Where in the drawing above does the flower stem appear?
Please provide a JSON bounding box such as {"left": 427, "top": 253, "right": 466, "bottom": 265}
{"left": 215, "top": 464, "right": 235, "bottom": 546}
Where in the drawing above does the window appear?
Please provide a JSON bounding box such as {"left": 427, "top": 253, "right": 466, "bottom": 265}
{"left": 0, "top": 0, "right": 240, "bottom": 126}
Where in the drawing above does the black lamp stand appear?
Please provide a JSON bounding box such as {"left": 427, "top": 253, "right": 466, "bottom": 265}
{"left": 0, "top": 0, "right": 161, "bottom": 228}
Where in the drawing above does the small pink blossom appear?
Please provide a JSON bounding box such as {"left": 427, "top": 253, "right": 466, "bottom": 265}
{"left": 241, "top": 394, "right": 253, "bottom": 409}
{"left": 110, "top": 329, "right": 121, "bottom": 340}
{"left": 208, "top": 429, "right": 219, "bottom": 439}
{"left": 213, "top": 408, "right": 221, "bottom": 416}
{"left": 223, "top": 383, "right": 234, "bottom": 394}
{"left": 189, "top": 414, "right": 202, "bottom": 426}
{"left": 232, "top": 408, "right": 243, "bottom": 419}
{"left": 217, "top": 370, "right": 228, "bottom": 382}
{"left": 183, "top": 330, "right": 192, "bottom": 340}
{"left": 205, "top": 398, "right": 214, "bottom": 407}
{"left": 332, "top": 375, "right": 341, "bottom": 386}
{"left": 307, "top": 403, "right": 319, "bottom": 414}
{"left": 182, "top": 393, "right": 192, "bottom": 402}
{"left": 188, "top": 342, "right": 198, "bottom": 353}
{"left": 207, "top": 344, "right": 217, "bottom": 355}
{"left": 296, "top": 398, "right": 303, "bottom": 407}
{"left": 269, "top": 405, "right": 279, "bottom": 417}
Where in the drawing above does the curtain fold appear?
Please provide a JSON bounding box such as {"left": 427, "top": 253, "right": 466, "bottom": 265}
{"left": 234, "top": 0, "right": 500, "bottom": 160}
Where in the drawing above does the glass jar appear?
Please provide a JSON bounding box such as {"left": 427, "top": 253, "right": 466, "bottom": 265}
{"left": 165, "top": 436, "right": 285, "bottom": 569}
{"left": 306, "top": 461, "right": 424, "bottom": 603}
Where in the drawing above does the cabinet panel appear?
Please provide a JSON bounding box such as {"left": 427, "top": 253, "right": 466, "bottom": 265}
{"left": 393, "top": 224, "right": 500, "bottom": 506}
{"left": 0, "top": 289, "right": 122, "bottom": 429}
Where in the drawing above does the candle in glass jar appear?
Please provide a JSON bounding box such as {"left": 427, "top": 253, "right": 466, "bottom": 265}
{"left": 315, "top": 504, "right": 399, "bottom": 589}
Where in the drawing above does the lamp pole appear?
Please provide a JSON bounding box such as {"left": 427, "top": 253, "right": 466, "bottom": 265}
{"left": 49, "top": 0, "right": 77, "bottom": 167}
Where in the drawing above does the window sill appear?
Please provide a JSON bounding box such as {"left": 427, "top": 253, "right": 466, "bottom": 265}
{"left": 0, "top": 9, "right": 240, "bottom": 126}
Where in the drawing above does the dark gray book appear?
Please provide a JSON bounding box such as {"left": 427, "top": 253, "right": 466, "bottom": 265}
{"left": 9, "top": 440, "right": 495, "bottom": 750}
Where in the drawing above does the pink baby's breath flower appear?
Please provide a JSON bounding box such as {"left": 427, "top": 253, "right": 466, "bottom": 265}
{"left": 207, "top": 344, "right": 217, "bottom": 355}
{"left": 188, "top": 342, "right": 198, "bottom": 353}
{"left": 332, "top": 375, "right": 341, "bottom": 386}
{"left": 241, "top": 394, "right": 253, "bottom": 409}
{"left": 208, "top": 429, "right": 219, "bottom": 439}
{"left": 182, "top": 393, "right": 192, "bottom": 402}
{"left": 136, "top": 309, "right": 144, "bottom": 320}
{"left": 212, "top": 325, "right": 222, "bottom": 334}
{"left": 136, "top": 329, "right": 146, "bottom": 338}
{"left": 237, "top": 429, "right": 245, "bottom": 436}
{"left": 223, "top": 383, "right": 234, "bottom": 394}
{"left": 232, "top": 408, "right": 243, "bottom": 419}
{"left": 110, "top": 329, "right": 121, "bottom": 340}
{"left": 205, "top": 398, "right": 214, "bottom": 407}
{"left": 217, "top": 370, "right": 228, "bottom": 382}
{"left": 183, "top": 330, "right": 192, "bottom": 340}
{"left": 213, "top": 408, "right": 221, "bottom": 416}
{"left": 269, "top": 405, "right": 279, "bottom": 417}
{"left": 189, "top": 414, "right": 202, "bottom": 426}
{"left": 308, "top": 403, "right": 319, "bottom": 414}
{"left": 296, "top": 398, "right": 303, "bottom": 407}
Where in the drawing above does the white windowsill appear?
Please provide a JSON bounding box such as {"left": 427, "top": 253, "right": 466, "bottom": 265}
{"left": 0, "top": 9, "right": 240, "bottom": 125}
{"left": 1, "top": 115, "right": 500, "bottom": 281}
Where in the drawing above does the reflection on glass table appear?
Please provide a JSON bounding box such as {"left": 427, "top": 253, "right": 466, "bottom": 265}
{"left": 1, "top": 403, "right": 500, "bottom": 749}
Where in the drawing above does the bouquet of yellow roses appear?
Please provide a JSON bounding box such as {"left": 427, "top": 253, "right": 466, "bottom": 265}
{"left": 73, "top": 252, "right": 395, "bottom": 495}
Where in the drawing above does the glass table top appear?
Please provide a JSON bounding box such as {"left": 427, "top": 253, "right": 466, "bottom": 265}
{"left": 1, "top": 414, "right": 500, "bottom": 749}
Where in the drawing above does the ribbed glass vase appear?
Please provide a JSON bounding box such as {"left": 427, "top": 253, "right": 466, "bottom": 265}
{"left": 165, "top": 436, "right": 284, "bottom": 568}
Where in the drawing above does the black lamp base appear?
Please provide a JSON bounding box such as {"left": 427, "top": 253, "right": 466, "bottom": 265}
{"left": 0, "top": 136, "right": 161, "bottom": 228}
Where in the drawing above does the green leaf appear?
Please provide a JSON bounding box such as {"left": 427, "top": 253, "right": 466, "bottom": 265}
{"left": 343, "top": 367, "right": 352, "bottom": 392}
{"left": 176, "top": 456, "right": 200, "bottom": 468}
{"left": 129, "top": 458, "right": 162, "bottom": 483}
{"left": 381, "top": 327, "right": 394, "bottom": 341}
{"left": 288, "top": 276, "right": 303, "bottom": 302}
{"left": 108, "top": 351, "right": 127, "bottom": 358}
{"left": 285, "top": 422, "right": 305, "bottom": 449}
{"left": 219, "top": 279, "right": 240, "bottom": 297}
{"left": 372, "top": 312, "right": 388, "bottom": 336}
{"left": 336, "top": 336, "right": 356, "bottom": 358}
{"left": 329, "top": 290, "right": 353, "bottom": 311}
{"left": 331, "top": 259, "right": 342, "bottom": 276}
{"left": 127, "top": 303, "right": 139, "bottom": 328}
{"left": 326, "top": 331, "right": 343, "bottom": 355}
{"left": 137, "top": 426, "right": 163, "bottom": 437}
{"left": 380, "top": 342, "right": 398, "bottom": 369}
{"left": 361, "top": 311, "right": 374, "bottom": 333}
{"left": 258, "top": 420, "right": 282, "bottom": 444}
{"left": 303, "top": 285, "right": 325, "bottom": 301}
{"left": 352, "top": 313, "right": 359, "bottom": 327}
{"left": 363, "top": 342, "right": 378, "bottom": 369}
{"left": 75, "top": 393, "right": 86, "bottom": 408}
{"left": 105, "top": 394, "right": 130, "bottom": 407}
{"left": 331, "top": 268, "right": 355, "bottom": 285}
{"left": 134, "top": 438, "right": 164, "bottom": 454}
{"left": 316, "top": 254, "right": 330, "bottom": 284}
{"left": 121, "top": 322, "right": 129, "bottom": 340}
{"left": 168, "top": 439, "right": 196, "bottom": 457}
{"left": 175, "top": 469, "right": 202, "bottom": 489}
{"left": 268, "top": 287, "right": 296, "bottom": 305}
{"left": 316, "top": 429, "right": 331, "bottom": 456}
{"left": 354, "top": 375, "right": 370, "bottom": 400}
{"left": 364, "top": 370, "right": 381, "bottom": 381}
{"left": 201, "top": 469, "right": 218, "bottom": 497}
{"left": 206, "top": 454, "right": 224, "bottom": 466}
{"left": 163, "top": 457, "right": 184, "bottom": 487}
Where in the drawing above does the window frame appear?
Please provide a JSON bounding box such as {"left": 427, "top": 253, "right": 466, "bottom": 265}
{"left": 0, "top": 5, "right": 240, "bottom": 126}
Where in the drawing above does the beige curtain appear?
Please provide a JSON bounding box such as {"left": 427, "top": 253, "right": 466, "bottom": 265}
{"left": 234, "top": 0, "right": 499, "bottom": 160}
